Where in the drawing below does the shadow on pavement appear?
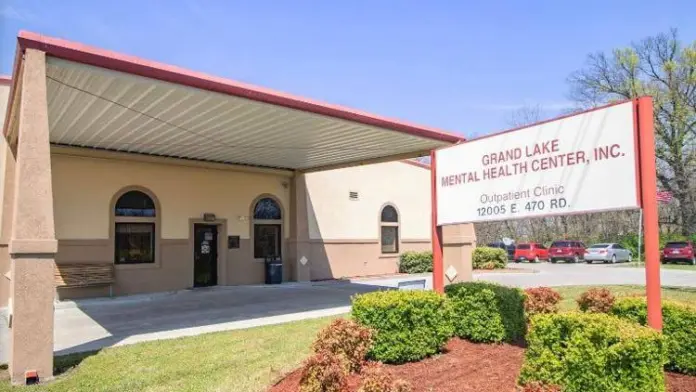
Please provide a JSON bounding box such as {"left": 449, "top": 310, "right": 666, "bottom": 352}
{"left": 55, "top": 281, "right": 390, "bottom": 356}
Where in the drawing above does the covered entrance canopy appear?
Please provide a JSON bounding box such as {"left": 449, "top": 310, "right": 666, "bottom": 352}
{"left": 5, "top": 32, "right": 463, "bottom": 171}
{"left": 1, "top": 31, "right": 464, "bottom": 384}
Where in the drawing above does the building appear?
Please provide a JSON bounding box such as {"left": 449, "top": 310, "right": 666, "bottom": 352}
{"left": 0, "top": 31, "right": 476, "bottom": 383}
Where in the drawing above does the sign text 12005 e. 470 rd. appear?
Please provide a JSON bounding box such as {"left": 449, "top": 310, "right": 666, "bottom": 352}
{"left": 435, "top": 101, "right": 640, "bottom": 225}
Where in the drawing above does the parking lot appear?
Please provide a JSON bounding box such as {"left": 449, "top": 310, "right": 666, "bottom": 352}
{"left": 478, "top": 261, "right": 696, "bottom": 288}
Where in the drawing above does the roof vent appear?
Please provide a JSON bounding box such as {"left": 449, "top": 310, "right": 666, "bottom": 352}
{"left": 349, "top": 191, "right": 359, "bottom": 201}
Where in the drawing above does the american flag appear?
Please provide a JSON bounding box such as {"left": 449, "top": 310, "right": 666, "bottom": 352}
{"left": 656, "top": 191, "right": 673, "bottom": 203}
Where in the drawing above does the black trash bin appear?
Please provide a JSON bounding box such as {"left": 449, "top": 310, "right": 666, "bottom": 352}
{"left": 264, "top": 256, "right": 283, "bottom": 284}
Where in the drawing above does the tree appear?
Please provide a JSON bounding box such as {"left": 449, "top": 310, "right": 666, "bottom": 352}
{"left": 568, "top": 29, "right": 696, "bottom": 235}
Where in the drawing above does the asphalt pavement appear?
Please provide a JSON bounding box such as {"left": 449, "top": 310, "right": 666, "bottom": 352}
{"left": 478, "top": 261, "right": 696, "bottom": 288}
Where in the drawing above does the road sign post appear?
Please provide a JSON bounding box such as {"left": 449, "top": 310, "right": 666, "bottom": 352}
{"left": 431, "top": 149, "right": 444, "bottom": 294}
{"left": 637, "top": 97, "right": 662, "bottom": 330}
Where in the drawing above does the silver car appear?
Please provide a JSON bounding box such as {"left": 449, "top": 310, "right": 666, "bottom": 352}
{"left": 584, "top": 243, "right": 632, "bottom": 264}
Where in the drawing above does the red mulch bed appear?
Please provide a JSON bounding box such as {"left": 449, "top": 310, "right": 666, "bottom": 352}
{"left": 667, "top": 372, "right": 696, "bottom": 392}
{"left": 268, "top": 338, "right": 696, "bottom": 392}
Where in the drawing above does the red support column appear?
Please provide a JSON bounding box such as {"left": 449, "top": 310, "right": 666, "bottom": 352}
{"left": 431, "top": 150, "right": 444, "bottom": 294}
{"left": 638, "top": 96, "right": 662, "bottom": 330}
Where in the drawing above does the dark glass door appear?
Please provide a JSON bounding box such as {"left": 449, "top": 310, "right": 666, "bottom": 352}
{"left": 193, "top": 224, "right": 218, "bottom": 287}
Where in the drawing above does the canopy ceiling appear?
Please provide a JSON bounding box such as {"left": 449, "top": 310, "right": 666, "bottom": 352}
{"left": 9, "top": 31, "right": 465, "bottom": 171}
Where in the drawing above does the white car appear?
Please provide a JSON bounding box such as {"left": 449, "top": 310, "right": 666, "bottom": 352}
{"left": 584, "top": 243, "right": 632, "bottom": 264}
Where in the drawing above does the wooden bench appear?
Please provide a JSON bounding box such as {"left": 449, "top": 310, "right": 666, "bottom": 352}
{"left": 54, "top": 263, "right": 115, "bottom": 296}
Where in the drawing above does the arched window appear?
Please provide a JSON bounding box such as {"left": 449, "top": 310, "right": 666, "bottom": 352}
{"left": 380, "top": 205, "right": 399, "bottom": 254}
{"left": 252, "top": 197, "right": 283, "bottom": 259}
{"left": 114, "top": 190, "right": 157, "bottom": 264}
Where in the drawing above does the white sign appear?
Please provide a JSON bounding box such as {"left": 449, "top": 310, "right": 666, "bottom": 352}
{"left": 201, "top": 241, "right": 210, "bottom": 254}
{"left": 436, "top": 101, "right": 640, "bottom": 225}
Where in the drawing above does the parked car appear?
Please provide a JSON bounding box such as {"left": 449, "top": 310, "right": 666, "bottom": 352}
{"left": 584, "top": 243, "right": 632, "bottom": 264}
{"left": 661, "top": 241, "right": 696, "bottom": 265}
{"left": 514, "top": 243, "right": 549, "bottom": 263}
{"left": 548, "top": 240, "right": 586, "bottom": 263}
{"left": 486, "top": 241, "right": 516, "bottom": 260}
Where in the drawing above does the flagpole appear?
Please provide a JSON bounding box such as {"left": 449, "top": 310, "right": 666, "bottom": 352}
{"left": 638, "top": 208, "right": 643, "bottom": 264}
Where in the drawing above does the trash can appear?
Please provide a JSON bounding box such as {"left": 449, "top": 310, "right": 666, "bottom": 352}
{"left": 265, "top": 256, "right": 283, "bottom": 284}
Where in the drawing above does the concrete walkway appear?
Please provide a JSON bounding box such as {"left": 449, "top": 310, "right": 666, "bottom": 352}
{"left": 0, "top": 280, "right": 388, "bottom": 363}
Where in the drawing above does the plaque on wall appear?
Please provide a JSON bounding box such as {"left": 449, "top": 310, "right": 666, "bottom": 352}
{"left": 227, "top": 235, "right": 240, "bottom": 249}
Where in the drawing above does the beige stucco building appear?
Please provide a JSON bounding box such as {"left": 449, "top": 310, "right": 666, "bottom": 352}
{"left": 0, "top": 149, "right": 434, "bottom": 303}
{"left": 0, "top": 31, "right": 475, "bottom": 384}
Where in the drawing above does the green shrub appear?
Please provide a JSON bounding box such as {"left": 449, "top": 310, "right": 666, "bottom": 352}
{"left": 519, "top": 312, "right": 666, "bottom": 392}
{"left": 472, "top": 247, "right": 507, "bottom": 270}
{"left": 312, "top": 318, "right": 374, "bottom": 373}
{"left": 618, "top": 233, "right": 641, "bottom": 261}
{"left": 577, "top": 288, "right": 615, "bottom": 313}
{"left": 398, "top": 251, "right": 432, "bottom": 273}
{"left": 445, "top": 282, "right": 525, "bottom": 343}
{"left": 524, "top": 287, "right": 562, "bottom": 317}
{"left": 299, "top": 351, "right": 348, "bottom": 392}
{"left": 612, "top": 297, "right": 696, "bottom": 375}
{"left": 520, "top": 382, "right": 562, "bottom": 392}
{"left": 351, "top": 290, "right": 453, "bottom": 363}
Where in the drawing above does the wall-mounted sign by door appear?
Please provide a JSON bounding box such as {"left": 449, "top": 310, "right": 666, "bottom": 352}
{"left": 227, "top": 235, "right": 240, "bottom": 249}
{"left": 200, "top": 240, "right": 211, "bottom": 254}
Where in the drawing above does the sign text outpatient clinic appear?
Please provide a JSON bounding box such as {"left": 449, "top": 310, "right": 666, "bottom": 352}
{"left": 435, "top": 101, "right": 640, "bottom": 225}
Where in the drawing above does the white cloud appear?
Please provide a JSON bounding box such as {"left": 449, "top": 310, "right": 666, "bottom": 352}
{"left": 0, "top": 5, "right": 35, "bottom": 22}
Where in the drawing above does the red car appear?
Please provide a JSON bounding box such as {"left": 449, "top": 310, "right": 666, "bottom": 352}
{"left": 549, "top": 240, "right": 586, "bottom": 263}
{"left": 514, "top": 243, "right": 549, "bottom": 263}
{"left": 661, "top": 241, "right": 696, "bottom": 265}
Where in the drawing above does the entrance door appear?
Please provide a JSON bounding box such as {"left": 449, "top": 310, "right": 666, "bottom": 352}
{"left": 193, "top": 224, "right": 218, "bottom": 287}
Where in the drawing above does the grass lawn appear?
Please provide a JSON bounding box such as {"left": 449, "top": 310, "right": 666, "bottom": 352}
{"left": 0, "top": 315, "right": 341, "bottom": 392}
{"left": 619, "top": 262, "right": 696, "bottom": 271}
{"left": 554, "top": 285, "right": 696, "bottom": 311}
{"left": 2, "top": 285, "right": 696, "bottom": 391}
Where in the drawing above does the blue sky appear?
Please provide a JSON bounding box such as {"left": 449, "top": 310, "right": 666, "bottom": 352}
{"left": 1, "top": 1, "right": 694, "bottom": 137}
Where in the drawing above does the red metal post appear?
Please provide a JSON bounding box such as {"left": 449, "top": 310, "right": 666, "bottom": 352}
{"left": 638, "top": 96, "right": 662, "bottom": 330}
{"left": 431, "top": 150, "right": 444, "bottom": 293}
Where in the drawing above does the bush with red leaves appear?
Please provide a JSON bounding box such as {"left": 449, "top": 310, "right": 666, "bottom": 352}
{"left": 577, "top": 288, "right": 615, "bottom": 313}
{"left": 358, "top": 362, "right": 412, "bottom": 392}
{"left": 524, "top": 287, "right": 562, "bottom": 317}
{"left": 312, "top": 318, "right": 374, "bottom": 373}
{"left": 299, "top": 351, "right": 348, "bottom": 392}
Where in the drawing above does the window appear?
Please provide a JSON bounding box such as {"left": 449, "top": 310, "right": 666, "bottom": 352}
{"left": 665, "top": 242, "right": 688, "bottom": 248}
{"left": 115, "top": 223, "right": 155, "bottom": 264}
{"left": 254, "top": 224, "right": 281, "bottom": 259}
{"left": 380, "top": 205, "right": 399, "bottom": 254}
{"left": 114, "top": 190, "right": 157, "bottom": 264}
{"left": 254, "top": 197, "right": 282, "bottom": 220}
{"left": 252, "top": 197, "right": 283, "bottom": 259}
